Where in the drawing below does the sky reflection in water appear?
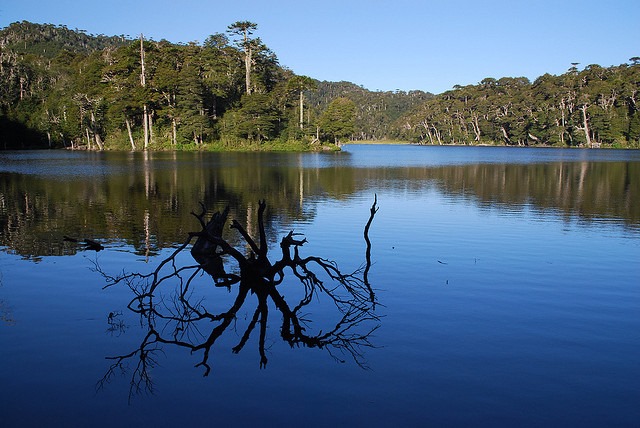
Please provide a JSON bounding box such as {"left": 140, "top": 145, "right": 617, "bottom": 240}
{"left": 0, "top": 145, "right": 638, "bottom": 427}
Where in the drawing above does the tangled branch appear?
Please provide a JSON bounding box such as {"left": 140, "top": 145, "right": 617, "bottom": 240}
{"left": 97, "top": 198, "right": 379, "bottom": 398}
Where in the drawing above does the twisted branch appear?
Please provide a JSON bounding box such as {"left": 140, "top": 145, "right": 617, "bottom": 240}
{"left": 97, "top": 198, "right": 379, "bottom": 399}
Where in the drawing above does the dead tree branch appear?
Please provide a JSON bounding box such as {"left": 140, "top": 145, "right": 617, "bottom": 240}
{"left": 97, "top": 198, "right": 379, "bottom": 399}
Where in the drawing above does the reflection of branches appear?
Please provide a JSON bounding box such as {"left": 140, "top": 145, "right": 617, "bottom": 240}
{"left": 96, "top": 330, "right": 162, "bottom": 403}
{"left": 97, "top": 198, "right": 379, "bottom": 398}
{"left": 106, "top": 311, "right": 127, "bottom": 336}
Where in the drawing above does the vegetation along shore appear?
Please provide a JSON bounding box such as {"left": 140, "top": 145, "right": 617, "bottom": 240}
{"left": 1, "top": 21, "right": 639, "bottom": 150}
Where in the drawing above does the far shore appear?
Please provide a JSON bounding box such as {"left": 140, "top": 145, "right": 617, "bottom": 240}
{"left": 343, "top": 140, "right": 636, "bottom": 149}
{"left": 343, "top": 139, "right": 409, "bottom": 145}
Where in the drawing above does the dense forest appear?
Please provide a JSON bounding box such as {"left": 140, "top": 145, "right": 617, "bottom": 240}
{"left": 1, "top": 21, "right": 639, "bottom": 150}
{"left": 0, "top": 21, "right": 430, "bottom": 150}
{"left": 398, "top": 64, "right": 640, "bottom": 148}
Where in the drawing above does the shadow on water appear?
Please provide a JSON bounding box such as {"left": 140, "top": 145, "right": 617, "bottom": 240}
{"left": 95, "top": 198, "right": 379, "bottom": 402}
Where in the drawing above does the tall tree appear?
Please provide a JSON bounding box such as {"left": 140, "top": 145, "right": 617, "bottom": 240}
{"left": 201, "top": 32, "right": 244, "bottom": 122}
{"left": 227, "top": 21, "right": 258, "bottom": 95}
{"left": 287, "top": 75, "right": 317, "bottom": 130}
{"left": 140, "top": 34, "right": 151, "bottom": 149}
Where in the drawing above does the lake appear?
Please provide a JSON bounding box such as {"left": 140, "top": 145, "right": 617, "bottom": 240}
{"left": 1, "top": 144, "right": 639, "bottom": 427}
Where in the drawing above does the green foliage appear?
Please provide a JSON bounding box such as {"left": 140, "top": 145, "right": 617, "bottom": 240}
{"left": 318, "top": 97, "right": 356, "bottom": 143}
{"left": 0, "top": 21, "right": 433, "bottom": 151}
{"left": 221, "top": 93, "right": 280, "bottom": 142}
{"left": 0, "top": 22, "right": 283, "bottom": 149}
{"left": 628, "top": 111, "right": 640, "bottom": 144}
{"left": 0, "top": 21, "right": 130, "bottom": 58}
{"left": 2, "top": 21, "right": 639, "bottom": 150}
{"left": 306, "top": 81, "right": 433, "bottom": 141}
{"left": 397, "top": 65, "right": 640, "bottom": 148}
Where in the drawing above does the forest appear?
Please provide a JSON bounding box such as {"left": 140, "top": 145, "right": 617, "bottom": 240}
{"left": 398, "top": 64, "right": 640, "bottom": 148}
{"left": 1, "top": 21, "right": 639, "bottom": 150}
{"left": 0, "top": 21, "right": 429, "bottom": 150}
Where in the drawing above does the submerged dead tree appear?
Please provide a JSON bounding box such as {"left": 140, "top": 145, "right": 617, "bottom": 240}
{"left": 97, "top": 198, "right": 379, "bottom": 399}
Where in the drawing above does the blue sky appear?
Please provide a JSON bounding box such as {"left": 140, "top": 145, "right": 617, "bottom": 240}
{"left": 1, "top": 0, "right": 638, "bottom": 94}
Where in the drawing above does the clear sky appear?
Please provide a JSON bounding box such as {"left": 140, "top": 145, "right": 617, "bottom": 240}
{"left": 1, "top": 0, "right": 638, "bottom": 94}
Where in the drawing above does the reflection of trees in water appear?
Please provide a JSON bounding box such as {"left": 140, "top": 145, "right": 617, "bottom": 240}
{"left": 0, "top": 152, "right": 356, "bottom": 258}
{"left": 355, "top": 161, "right": 639, "bottom": 225}
{"left": 433, "top": 162, "right": 638, "bottom": 225}
{"left": 1, "top": 155, "right": 638, "bottom": 258}
{"left": 96, "top": 200, "right": 379, "bottom": 401}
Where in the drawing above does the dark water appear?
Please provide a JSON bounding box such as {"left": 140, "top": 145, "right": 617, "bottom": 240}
{"left": 1, "top": 145, "right": 639, "bottom": 427}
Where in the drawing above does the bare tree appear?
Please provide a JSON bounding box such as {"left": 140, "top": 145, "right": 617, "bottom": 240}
{"left": 96, "top": 198, "right": 379, "bottom": 400}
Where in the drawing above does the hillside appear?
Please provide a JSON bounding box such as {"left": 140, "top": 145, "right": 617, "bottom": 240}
{"left": 0, "top": 20, "right": 130, "bottom": 57}
{"left": 1, "top": 21, "right": 638, "bottom": 150}
{"left": 0, "top": 21, "right": 428, "bottom": 150}
{"left": 396, "top": 64, "right": 640, "bottom": 148}
{"left": 307, "top": 81, "right": 432, "bottom": 140}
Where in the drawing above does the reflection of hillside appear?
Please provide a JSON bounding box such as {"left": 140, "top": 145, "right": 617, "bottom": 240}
{"left": 355, "top": 161, "right": 639, "bottom": 226}
{"left": 0, "top": 153, "right": 357, "bottom": 258}
{"left": 430, "top": 162, "right": 638, "bottom": 225}
{"left": 1, "top": 154, "right": 637, "bottom": 258}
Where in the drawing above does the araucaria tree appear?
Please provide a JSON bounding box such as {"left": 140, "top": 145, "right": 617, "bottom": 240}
{"left": 227, "top": 21, "right": 259, "bottom": 95}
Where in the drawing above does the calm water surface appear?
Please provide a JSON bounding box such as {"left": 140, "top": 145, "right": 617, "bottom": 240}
{"left": 1, "top": 145, "right": 639, "bottom": 427}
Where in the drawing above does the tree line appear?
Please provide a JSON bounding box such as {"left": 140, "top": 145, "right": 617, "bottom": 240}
{"left": 396, "top": 62, "right": 640, "bottom": 148}
{"left": 1, "top": 21, "right": 639, "bottom": 149}
{"left": 0, "top": 21, "right": 389, "bottom": 150}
